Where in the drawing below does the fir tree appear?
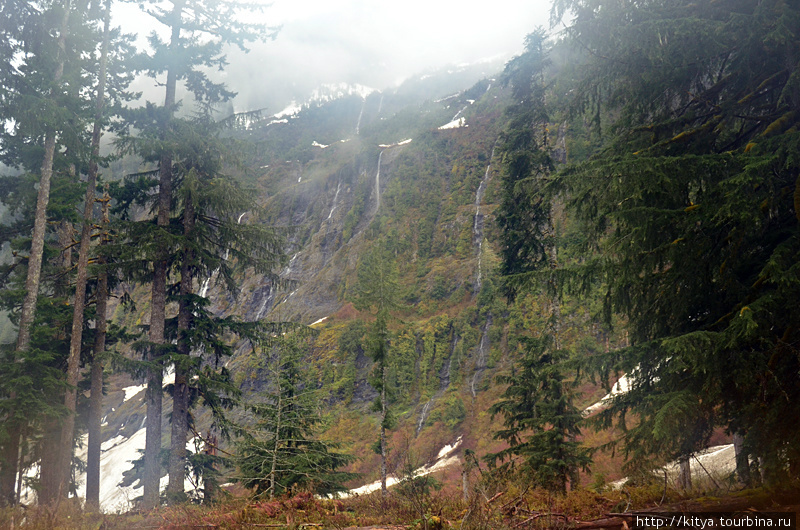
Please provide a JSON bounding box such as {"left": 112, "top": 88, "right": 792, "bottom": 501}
{"left": 234, "top": 332, "right": 356, "bottom": 498}
{"left": 487, "top": 336, "right": 591, "bottom": 493}
{"left": 120, "top": 0, "right": 276, "bottom": 507}
{"left": 542, "top": 0, "right": 800, "bottom": 480}
{"left": 350, "top": 243, "right": 400, "bottom": 500}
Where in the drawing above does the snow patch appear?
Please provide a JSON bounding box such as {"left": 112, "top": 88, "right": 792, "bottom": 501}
{"left": 583, "top": 374, "right": 633, "bottom": 416}
{"left": 310, "top": 316, "right": 328, "bottom": 326}
{"left": 312, "top": 141, "right": 329, "bottom": 149}
{"left": 341, "top": 437, "right": 462, "bottom": 498}
{"left": 438, "top": 117, "right": 467, "bottom": 130}
{"left": 610, "top": 444, "right": 736, "bottom": 490}
{"left": 274, "top": 101, "right": 302, "bottom": 118}
{"left": 378, "top": 138, "right": 412, "bottom": 148}
{"left": 122, "top": 384, "right": 145, "bottom": 402}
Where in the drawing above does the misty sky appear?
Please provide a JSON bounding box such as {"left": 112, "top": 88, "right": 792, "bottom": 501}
{"left": 117, "top": 0, "right": 554, "bottom": 113}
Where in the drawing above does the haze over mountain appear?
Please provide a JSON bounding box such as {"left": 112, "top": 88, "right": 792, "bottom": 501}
{"left": 118, "top": 0, "right": 554, "bottom": 114}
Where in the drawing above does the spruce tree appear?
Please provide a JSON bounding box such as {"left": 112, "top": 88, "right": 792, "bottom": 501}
{"left": 122, "top": 0, "right": 275, "bottom": 508}
{"left": 234, "top": 332, "right": 356, "bottom": 498}
{"left": 542, "top": 0, "right": 800, "bottom": 479}
{"left": 0, "top": 0, "right": 115, "bottom": 503}
{"left": 488, "top": 336, "right": 591, "bottom": 493}
{"left": 351, "top": 243, "right": 400, "bottom": 500}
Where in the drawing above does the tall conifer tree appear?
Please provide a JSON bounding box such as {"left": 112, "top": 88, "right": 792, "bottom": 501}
{"left": 538, "top": 0, "right": 800, "bottom": 479}
{"left": 124, "top": 0, "right": 275, "bottom": 508}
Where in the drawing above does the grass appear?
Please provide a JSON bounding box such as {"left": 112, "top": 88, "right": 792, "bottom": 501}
{"left": 6, "top": 479, "right": 797, "bottom": 530}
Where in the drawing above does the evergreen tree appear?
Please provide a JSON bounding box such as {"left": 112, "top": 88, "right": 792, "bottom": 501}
{"left": 487, "top": 336, "right": 591, "bottom": 494}
{"left": 350, "top": 243, "right": 400, "bottom": 500}
{"left": 540, "top": 0, "right": 800, "bottom": 480}
{"left": 0, "top": 0, "right": 74, "bottom": 503}
{"left": 496, "top": 29, "right": 555, "bottom": 295}
{"left": 0, "top": 0, "right": 122, "bottom": 503}
{"left": 120, "top": 0, "right": 276, "bottom": 508}
{"left": 235, "top": 332, "right": 356, "bottom": 498}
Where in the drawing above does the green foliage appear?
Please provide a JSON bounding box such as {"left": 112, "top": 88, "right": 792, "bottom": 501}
{"left": 487, "top": 336, "right": 591, "bottom": 493}
{"left": 534, "top": 0, "right": 800, "bottom": 480}
{"left": 496, "top": 29, "right": 555, "bottom": 295}
{"left": 235, "top": 333, "right": 357, "bottom": 498}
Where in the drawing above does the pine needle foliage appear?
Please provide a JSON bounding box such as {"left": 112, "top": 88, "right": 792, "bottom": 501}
{"left": 234, "top": 333, "right": 357, "bottom": 498}
{"left": 541, "top": 0, "right": 800, "bottom": 481}
{"left": 487, "top": 336, "right": 591, "bottom": 494}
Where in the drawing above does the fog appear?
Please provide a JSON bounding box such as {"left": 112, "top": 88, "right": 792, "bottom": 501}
{"left": 115, "top": 0, "right": 553, "bottom": 113}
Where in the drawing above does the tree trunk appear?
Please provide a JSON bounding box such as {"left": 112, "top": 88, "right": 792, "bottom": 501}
{"left": 733, "top": 433, "right": 750, "bottom": 487}
{"left": 57, "top": 0, "right": 112, "bottom": 503}
{"left": 0, "top": 0, "right": 71, "bottom": 505}
{"left": 269, "top": 391, "right": 282, "bottom": 499}
{"left": 86, "top": 191, "right": 111, "bottom": 511}
{"left": 142, "top": 0, "right": 183, "bottom": 510}
{"left": 677, "top": 454, "right": 692, "bottom": 490}
{"left": 167, "top": 198, "right": 194, "bottom": 504}
{"left": 39, "top": 420, "right": 63, "bottom": 505}
{"left": 380, "top": 364, "right": 387, "bottom": 502}
{"left": 40, "top": 219, "right": 74, "bottom": 506}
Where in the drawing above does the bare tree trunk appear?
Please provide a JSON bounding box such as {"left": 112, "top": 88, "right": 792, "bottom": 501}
{"left": 0, "top": 0, "right": 71, "bottom": 505}
{"left": 269, "top": 391, "right": 282, "bottom": 499}
{"left": 57, "top": 0, "right": 112, "bottom": 503}
{"left": 733, "top": 433, "right": 750, "bottom": 487}
{"left": 677, "top": 454, "right": 692, "bottom": 490}
{"left": 167, "top": 198, "right": 194, "bottom": 503}
{"left": 380, "top": 365, "right": 387, "bottom": 502}
{"left": 86, "top": 191, "right": 111, "bottom": 511}
{"left": 39, "top": 420, "right": 63, "bottom": 504}
{"left": 142, "top": 0, "right": 184, "bottom": 510}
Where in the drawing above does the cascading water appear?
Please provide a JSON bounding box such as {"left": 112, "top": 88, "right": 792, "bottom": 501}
{"left": 416, "top": 401, "right": 432, "bottom": 435}
{"left": 375, "top": 150, "right": 384, "bottom": 211}
{"left": 377, "top": 93, "right": 383, "bottom": 115}
{"left": 474, "top": 149, "right": 494, "bottom": 291}
{"left": 470, "top": 315, "right": 492, "bottom": 398}
{"left": 254, "top": 285, "right": 274, "bottom": 321}
{"left": 416, "top": 334, "right": 458, "bottom": 436}
{"left": 199, "top": 212, "right": 247, "bottom": 299}
{"left": 327, "top": 182, "right": 342, "bottom": 220}
{"left": 355, "top": 98, "right": 366, "bottom": 135}
{"left": 284, "top": 252, "right": 299, "bottom": 276}
{"left": 451, "top": 104, "right": 470, "bottom": 122}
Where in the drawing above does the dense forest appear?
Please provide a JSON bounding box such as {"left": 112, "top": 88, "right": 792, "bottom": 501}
{"left": 0, "top": 0, "right": 798, "bottom": 528}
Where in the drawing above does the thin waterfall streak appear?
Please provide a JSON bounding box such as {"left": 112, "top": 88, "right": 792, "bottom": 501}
{"left": 473, "top": 148, "right": 494, "bottom": 291}
{"left": 355, "top": 98, "right": 365, "bottom": 135}
{"left": 375, "top": 150, "right": 384, "bottom": 211}
{"left": 255, "top": 285, "right": 273, "bottom": 321}
{"left": 416, "top": 400, "right": 432, "bottom": 435}
{"left": 200, "top": 212, "right": 246, "bottom": 298}
{"left": 327, "top": 182, "right": 342, "bottom": 220}
{"left": 452, "top": 104, "right": 469, "bottom": 122}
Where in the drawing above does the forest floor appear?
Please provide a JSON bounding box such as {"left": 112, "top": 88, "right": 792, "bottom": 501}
{"left": 1, "top": 485, "right": 798, "bottom": 529}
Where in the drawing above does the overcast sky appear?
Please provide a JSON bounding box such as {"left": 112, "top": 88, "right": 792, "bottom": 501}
{"left": 117, "top": 0, "right": 554, "bottom": 113}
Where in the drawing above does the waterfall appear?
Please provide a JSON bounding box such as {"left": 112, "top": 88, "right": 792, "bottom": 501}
{"left": 283, "top": 252, "right": 299, "bottom": 276}
{"left": 416, "top": 334, "right": 458, "bottom": 436}
{"left": 375, "top": 150, "right": 384, "bottom": 211}
{"left": 474, "top": 149, "right": 494, "bottom": 291}
{"left": 254, "top": 284, "right": 274, "bottom": 321}
{"left": 470, "top": 315, "right": 492, "bottom": 398}
{"left": 451, "top": 104, "right": 469, "bottom": 122}
{"left": 377, "top": 93, "right": 383, "bottom": 115}
{"left": 327, "top": 182, "right": 342, "bottom": 220}
{"left": 199, "top": 212, "right": 246, "bottom": 299}
{"left": 355, "top": 98, "right": 366, "bottom": 135}
{"left": 416, "top": 400, "right": 432, "bottom": 436}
